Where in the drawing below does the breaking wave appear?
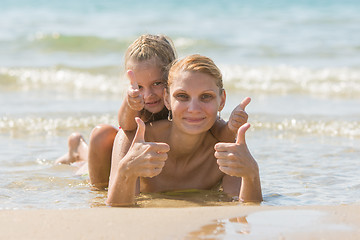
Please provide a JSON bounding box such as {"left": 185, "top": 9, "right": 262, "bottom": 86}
{"left": 1, "top": 65, "right": 360, "bottom": 98}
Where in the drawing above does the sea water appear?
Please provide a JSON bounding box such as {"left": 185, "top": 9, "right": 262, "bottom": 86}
{"left": 0, "top": 0, "right": 360, "bottom": 209}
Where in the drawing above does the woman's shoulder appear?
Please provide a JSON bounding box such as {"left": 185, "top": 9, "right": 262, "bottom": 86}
{"left": 205, "top": 130, "right": 220, "bottom": 145}
{"left": 145, "top": 119, "right": 171, "bottom": 141}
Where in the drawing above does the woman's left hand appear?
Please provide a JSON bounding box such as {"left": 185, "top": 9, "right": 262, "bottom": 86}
{"left": 214, "top": 123, "right": 259, "bottom": 179}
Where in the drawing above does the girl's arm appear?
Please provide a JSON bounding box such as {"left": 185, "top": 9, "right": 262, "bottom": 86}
{"left": 118, "top": 70, "right": 144, "bottom": 131}
{"left": 210, "top": 117, "right": 236, "bottom": 142}
{"left": 117, "top": 98, "right": 141, "bottom": 131}
{"left": 210, "top": 97, "right": 251, "bottom": 142}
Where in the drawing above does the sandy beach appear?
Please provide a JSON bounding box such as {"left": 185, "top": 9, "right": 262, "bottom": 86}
{"left": 1, "top": 204, "right": 359, "bottom": 239}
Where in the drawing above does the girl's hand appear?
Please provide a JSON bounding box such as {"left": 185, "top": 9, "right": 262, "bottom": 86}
{"left": 127, "top": 70, "right": 144, "bottom": 111}
{"left": 227, "top": 97, "right": 250, "bottom": 133}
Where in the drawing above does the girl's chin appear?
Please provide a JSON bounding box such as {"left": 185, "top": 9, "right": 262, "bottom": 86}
{"left": 145, "top": 104, "right": 163, "bottom": 113}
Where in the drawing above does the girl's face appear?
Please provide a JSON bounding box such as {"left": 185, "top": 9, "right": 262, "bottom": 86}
{"left": 166, "top": 71, "right": 225, "bottom": 135}
{"left": 128, "top": 59, "right": 165, "bottom": 113}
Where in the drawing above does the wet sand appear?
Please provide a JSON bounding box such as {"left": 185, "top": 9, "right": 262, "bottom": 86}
{"left": 0, "top": 204, "right": 359, "bottom": 239}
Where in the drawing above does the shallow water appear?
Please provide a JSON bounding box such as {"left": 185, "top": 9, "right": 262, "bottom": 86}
{"left": 1, "top": 0, "right": 360, "bottom": 209}
{"left": 186, "top": 210, "right": 353, "bottom": 239}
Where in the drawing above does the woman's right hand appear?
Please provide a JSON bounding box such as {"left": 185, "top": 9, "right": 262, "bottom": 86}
{"left": 121, "top": 117, "right": 170, "bottom": 178}
{"left": 127, "top": 70, "right": 144, "bottom": 111}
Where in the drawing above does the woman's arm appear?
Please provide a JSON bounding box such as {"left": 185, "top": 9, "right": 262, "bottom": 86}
{"left": 106, "top": 129, "right": 138, "bottom": 206}
{"left": 107, "top": 118, "right": 170, "bottom": 206}
{"left": 239, "top": 164, "right": 262, "bottom": 202}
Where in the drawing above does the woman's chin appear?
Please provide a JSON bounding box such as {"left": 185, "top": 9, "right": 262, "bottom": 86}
{"left": 179, "top": 121, "right": 214, "bottom": 135}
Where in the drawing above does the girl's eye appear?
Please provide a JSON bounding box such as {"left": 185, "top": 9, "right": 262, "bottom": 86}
{"left": 201, "top": 94, "right": 214, "bottom": 102}
{"left": 138, "top": 85, "right": 143, "bottom": 90}
{"left": 175, "top": 93, "right": 189, "bottom": 101}
{"left": 153, "top": 81, "right": 163, "bottom": 87}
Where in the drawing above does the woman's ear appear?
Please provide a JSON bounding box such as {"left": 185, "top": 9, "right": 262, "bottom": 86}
{"left": 219, "top": 89, "right": 226, "bottom": 111}
{"left": 164, "top": 88, "right": 171, "bottom": 110}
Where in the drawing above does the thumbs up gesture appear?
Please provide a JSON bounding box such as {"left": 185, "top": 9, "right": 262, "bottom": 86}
{"left": 214, "top": 123, "right": 259, "bottom": 179}
{"left": 227, "top": 97, "right": 251, "bottom": 134}
{"left": 127, "top": 70, "right": 144, "bottom": 111}
{"left": 124, "top": 117, "right": 170, "bottom": 178}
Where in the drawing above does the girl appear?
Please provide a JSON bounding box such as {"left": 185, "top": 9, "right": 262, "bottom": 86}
{"left": 56, "top": 34, "right": 177, "bottom": 188}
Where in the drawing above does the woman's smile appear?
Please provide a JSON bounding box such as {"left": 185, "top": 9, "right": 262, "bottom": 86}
{"left": 183, "top": 116, "right": 206, "bottom": 124}
{"left": 167, "top": 71, "right": 225, "bottom": 134}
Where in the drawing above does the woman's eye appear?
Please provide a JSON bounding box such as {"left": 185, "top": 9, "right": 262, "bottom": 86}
{"left": 175, "top": 93, "right": 189, "bottom": 101}
{"left": 201, "top": 94, "right": 214, "bottom": 101}
{"left": 138, "top": 85, "right": 143, "bottom": 90}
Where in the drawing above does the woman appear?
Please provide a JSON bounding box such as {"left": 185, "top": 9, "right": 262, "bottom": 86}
{"left": 107, "top": 54, "right": 262, "bottom": 206}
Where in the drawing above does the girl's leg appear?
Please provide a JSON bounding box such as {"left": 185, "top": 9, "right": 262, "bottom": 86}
{"left": 88, "top": 124, "right": 118, "bottom": 190}
{"left": 56, "top": 133, "right": 89, "bottom": 164}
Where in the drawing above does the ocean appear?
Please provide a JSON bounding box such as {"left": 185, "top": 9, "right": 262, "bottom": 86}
{"left": 1, "top": 0, "right": 359, "bottom": 209}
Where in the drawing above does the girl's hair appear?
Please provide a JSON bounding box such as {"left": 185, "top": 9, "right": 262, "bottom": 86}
{"left": 167, "top": 54, "right": 223, "bottom": 91}
{"left": 125, "top": 34, "right": 177, "bottom": 80}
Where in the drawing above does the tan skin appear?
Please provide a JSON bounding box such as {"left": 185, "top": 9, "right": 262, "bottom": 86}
{"left": 56, "top": 59, "right": 171, "bottom": 184}
{"left": 107, "top": 71, "right": 262, "bottom": 206}
{"left": 56, "top": 58, "right": 251, "bottom": 190}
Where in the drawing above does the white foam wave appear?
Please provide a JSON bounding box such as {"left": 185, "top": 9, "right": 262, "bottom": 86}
{"left": 2, "top": 65, "right": 360, "bottom": 98}
{"left": 0, "top": 67, "right": 126, "bottom": 94}
{"left": 221, "top": 65, "right": 360, "bottom": 97}
{"left": 251, "top": 117, "right": 360, "bottom": 138}
{"left": 0, "top": 115, "right": 117, "bottom": 135}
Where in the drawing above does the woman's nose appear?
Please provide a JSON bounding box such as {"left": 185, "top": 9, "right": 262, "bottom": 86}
{"left": 188, "top": 99, "right": 201, "bottom": 112}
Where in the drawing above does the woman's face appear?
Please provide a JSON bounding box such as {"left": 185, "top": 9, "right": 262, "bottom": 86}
{"left": 166, "top": 71, "right": 225, "bottom": 135}
{"left": 128, "top": 59, "right": 165, "bottom": 113}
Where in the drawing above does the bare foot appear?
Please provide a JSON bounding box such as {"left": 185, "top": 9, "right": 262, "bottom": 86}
{"left": 56, "top": 133, "right": 86, "bottom": 165}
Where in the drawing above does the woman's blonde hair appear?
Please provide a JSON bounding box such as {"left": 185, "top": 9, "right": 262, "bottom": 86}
{"left": 167, "top": 54, "right": 223, "bottom": 92}
{"left": 125, "top": 34, "right": 177, "bottom": 80}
